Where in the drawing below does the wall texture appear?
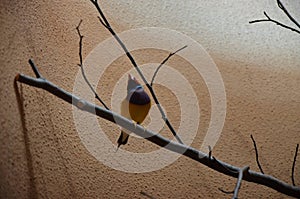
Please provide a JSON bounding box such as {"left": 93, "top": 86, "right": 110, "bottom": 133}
{"left": 0, "top": 0, "right": 299, "bottom": 198}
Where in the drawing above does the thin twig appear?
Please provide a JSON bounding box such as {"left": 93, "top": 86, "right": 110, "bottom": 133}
{"left": 150, "top": 45, "right": 187, "bottom": 86}
{"left": 277, "top": 0, "right": 300, "bottom": 29}
{"left": 97, "top": 16, "right": 110, "bottom": 29}
{"left": 28, "top": 59, "right": 42, "bottom": 78}
{"left": 218, "top": 188, "right": 234, "bottom": 194}
{"left": 250, "top": 134, "right": 264, "bottom": 174}
{"left": 292, "top": 144, "right": 299, "bottom": 186}
{"left": 75, "top": 20, "right": 109, "bottom": 110}
{"left": 90, "top": 0, "right": 183, "bottom": 144}
{"left": 208, "top": 145, "right": 212, "bottom": 160}
{"left": 15, "top": 61, "right": 300, "bottom": 198}
{"left": 233, "top": 166, "right": 250, "bottom": 199}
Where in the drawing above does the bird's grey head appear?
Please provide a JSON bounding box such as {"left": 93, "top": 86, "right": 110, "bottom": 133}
{"left": 127, "top": 74, "right": 141, "bottom": 93}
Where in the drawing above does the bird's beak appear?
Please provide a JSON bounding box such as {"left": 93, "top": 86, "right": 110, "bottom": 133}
{"left": 128, "top": 74, "right": 134, "bottom": 81}
{"left": 128, "top": 74, "right": 140, "bottom": 84}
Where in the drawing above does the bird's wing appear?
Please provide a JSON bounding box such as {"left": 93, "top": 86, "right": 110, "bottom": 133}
{"left": 120, "top": 98, "right": 130, "bottom": 119}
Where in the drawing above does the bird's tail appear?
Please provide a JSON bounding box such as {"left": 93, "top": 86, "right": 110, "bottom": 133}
{"left": 117, "top": 131, "right": 129, "bottom": 149}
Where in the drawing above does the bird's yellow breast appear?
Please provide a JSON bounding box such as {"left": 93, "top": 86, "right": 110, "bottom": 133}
{"left": 121, "top": 99, "right": 151, "bottom": 124}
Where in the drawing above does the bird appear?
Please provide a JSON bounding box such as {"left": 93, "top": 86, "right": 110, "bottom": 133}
{"left": 117, "top": 74, "right": 151, "bottom": 149}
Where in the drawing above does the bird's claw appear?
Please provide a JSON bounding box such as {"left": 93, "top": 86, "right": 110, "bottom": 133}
{"left": 132, "top": 120, "right": 137, "bottom": 128}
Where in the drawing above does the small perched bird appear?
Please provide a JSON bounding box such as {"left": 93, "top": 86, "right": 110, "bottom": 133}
{"left": 117, "top": 74, "right": 151, "bottom": 148}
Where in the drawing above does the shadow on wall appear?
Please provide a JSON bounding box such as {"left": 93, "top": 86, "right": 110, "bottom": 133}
{"left": 14, "top": 79, "right": 38, "bottom": 199}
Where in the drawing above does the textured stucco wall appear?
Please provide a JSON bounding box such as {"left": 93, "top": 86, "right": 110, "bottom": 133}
{"left": 0, "top": 0, "right": 299, "bottom": 198}
{"left": 102, "top": 0, "right": 300, "bottom": 70}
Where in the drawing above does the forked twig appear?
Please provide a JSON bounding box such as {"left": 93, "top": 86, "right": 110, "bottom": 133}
{"left": 150, "top": 45, "right": 187, "bottom": 86}
{"left": 249, "top": 0, "right": 300, "bottom": 34}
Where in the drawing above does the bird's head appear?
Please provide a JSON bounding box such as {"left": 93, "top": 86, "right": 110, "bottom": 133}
{"left": 127, "top": 74, "right": 142, "bottom": 92}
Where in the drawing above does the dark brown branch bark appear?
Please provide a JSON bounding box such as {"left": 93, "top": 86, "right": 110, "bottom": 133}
{"left": 89, "top": 0, "right": 184, "bottom": 144}
{"left": 15, "top": 61, "right": 300, "bottom": 198}
{"left": 292, "top": 144, "right": 299, "bottom": 186}
{"left": 249, "top": 0, "right": 300, "bottom": 35}
{"left": 150, "top": 45, "right": 187, "bottom": 86}
{"left": 75, "top": 20, "right": 109, "bottom": 110}
{"left": 251, "top": 135, "right": 265, "bottom": 174}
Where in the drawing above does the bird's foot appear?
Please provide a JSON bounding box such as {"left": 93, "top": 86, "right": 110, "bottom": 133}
{"left": 139, "top": 124, "right": 147, "bottom": 132}
{"left": 132, "top": 120, "right": 137, "bottom": 128}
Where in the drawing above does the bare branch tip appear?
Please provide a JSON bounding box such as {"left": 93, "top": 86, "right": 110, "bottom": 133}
{"left": 208, "top": 145, "right": 212, "bottom": 159}
{"left": 28, "top": 59, "right": 41, "bottom": 78}
{"left": 250, "top": 134, "right": 264, "bottom": 174}
{"left": 76, "top": 20, "right": 83, "bottom": 31}
{"left": 218, "top": 188, "right": 234, "bottom": 195}
{"left": 277, "top": 0, "right": 284, "bottom": 10}
{"left": 263, "top": 11, "right": 270, "bottom": 20}
{"left": 176, "top": 45, "right": 188, "bottom": 52}
{"left": 15, "top": 73, "right": 20, "bottom": 82}
{"left": 292, "top": 144, "right": 299, "bottom": 186}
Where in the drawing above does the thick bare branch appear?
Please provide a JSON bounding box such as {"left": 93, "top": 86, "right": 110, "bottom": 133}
{"left": 250, "top": 135, "right": 265, "bottom": 174}
{"left": 89, "top": 0, "right": 183, "bottom": 144}
{"left": 15, "top": 61, "right": 300, "bottom": 198}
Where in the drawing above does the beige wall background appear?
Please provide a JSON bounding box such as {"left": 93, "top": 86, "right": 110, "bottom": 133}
{"left": 1, "top": 0, "right": 299, "bottom": 198}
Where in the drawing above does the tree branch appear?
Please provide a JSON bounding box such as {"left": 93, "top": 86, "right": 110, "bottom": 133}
{"left": 276, "top": 0, "right": 300, "bottom": 29}
{"left": 249, "top": 2, "right": 300, "bottom": 35}
{"left": 250, "top": 135, "right": 265, "bottom": 174}
{"left": 89, "top": 0, "right": 184, "bottom": 144}
{"left": 15, "top": 61, "right": 300, "bottom": 198}
{"left": 76, "top": 20, "right": 109, "bottom": 110}
{"left": 292, "top": 144, "right": 299, "bottom": 186}
{"left": 150, "top": 45, "right": 187, "bottom": 86}
{"left": 233, "top": 166, "right": 250, "bottom": 199}
{"left": 28, "top": 59, "right": 42, "bottom": 78}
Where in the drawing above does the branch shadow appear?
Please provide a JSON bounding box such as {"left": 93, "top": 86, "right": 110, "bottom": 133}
{"left": 140, "top": 191, "right": 156, "bottom": 199}
{"left": 14, "top": 80, "right": 38, "bottom": 199}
